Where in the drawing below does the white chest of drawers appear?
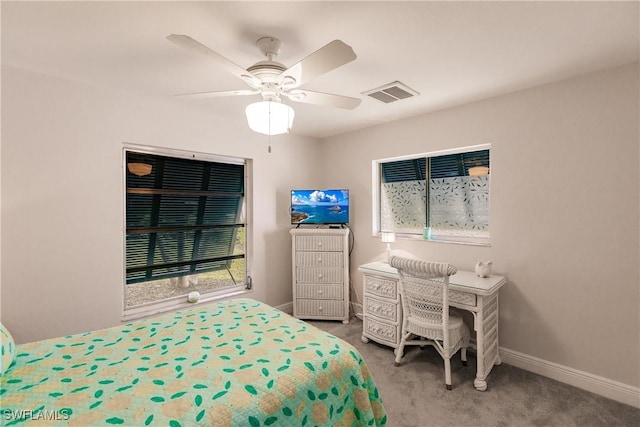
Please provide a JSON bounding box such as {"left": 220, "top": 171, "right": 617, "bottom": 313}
{"left": 290, "top": 228, "right": 350, "bottom": 324}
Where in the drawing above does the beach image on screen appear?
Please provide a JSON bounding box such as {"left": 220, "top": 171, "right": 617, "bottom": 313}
{"left": 291, "top": 189, "right": 349, "bottom": 224}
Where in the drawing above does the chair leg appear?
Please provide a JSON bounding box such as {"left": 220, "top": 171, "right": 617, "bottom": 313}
{"left": 394, "top": 343, "right": 405, "bottom": 366}
{"left": 461, "top": 347, "right": 468, "bottom": 367}
{"left": 394, "top": 334, "right": 408, "bottom": 366}
{"left": 444, "top": 357, "right": 452, "bottom": 390}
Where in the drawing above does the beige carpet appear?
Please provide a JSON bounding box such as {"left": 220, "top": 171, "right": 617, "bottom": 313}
{"left": 308, "top": 318, "right": 640, "bottom": 427}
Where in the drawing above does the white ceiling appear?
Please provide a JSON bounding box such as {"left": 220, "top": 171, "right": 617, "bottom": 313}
{"left": 2, "top": 1, "right": 638, "bottom": 139}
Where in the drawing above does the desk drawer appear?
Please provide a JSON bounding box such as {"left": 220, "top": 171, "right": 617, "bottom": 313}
{"left": 364, "top": 275, "right": 398, "bottom": 301}
{"left": 450, "top": 290, "right": 476, "bottom": 307}
{"left": 296, "top": 252, "right": 343, "bottom": 268}
{"left": 295, "top": 236, "right": 343, "bottom": 252}
{"left": 363, "top": 316, "right": 399, "bottom": 347}
{"left": 296, "top": 268, "right": 343, "bottom": 284}
{"left": 364, "top": 295, "right": 399, "bottom": 323}
{"left": 296, "top": 284, "right": 344, "bottom": 300}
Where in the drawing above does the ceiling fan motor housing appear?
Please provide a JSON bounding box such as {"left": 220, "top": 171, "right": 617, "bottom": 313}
{"left": 247, "top": 37, "right": 288, "bottom": 85}
{"left": 256, "top": 36, "right": 282, "bottom": 60}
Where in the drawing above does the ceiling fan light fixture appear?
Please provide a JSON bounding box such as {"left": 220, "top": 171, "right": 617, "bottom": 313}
{"left": 245, "top": 100, "right": 294, "bottom": 135}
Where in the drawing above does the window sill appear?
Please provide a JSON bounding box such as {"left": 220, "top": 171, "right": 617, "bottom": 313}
{"left": 429, "top": 235, "right": 491, "bottom": 247}
{"left": 122, "top": 288, "right": 251, "bottom": 322}
{"left": 385, "top": 232, "right": 491, "bottom": 247}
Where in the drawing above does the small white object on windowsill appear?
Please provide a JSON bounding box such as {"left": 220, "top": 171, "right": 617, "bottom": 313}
{"left": 187, "top": 291, "right": 200, "bottom": 303}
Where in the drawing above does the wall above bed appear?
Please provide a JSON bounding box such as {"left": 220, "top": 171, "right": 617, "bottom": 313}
{"left": 0, "top": 65, "right": 323, "bottom": 344}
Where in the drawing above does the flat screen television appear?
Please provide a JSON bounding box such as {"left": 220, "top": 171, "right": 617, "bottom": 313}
{"left": 290, "top": 189, "right": 349, "bottom": 225}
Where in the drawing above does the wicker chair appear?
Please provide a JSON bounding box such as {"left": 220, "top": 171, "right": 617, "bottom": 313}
{"left": 389, "top": 255, "right": 470, "bottom": 390}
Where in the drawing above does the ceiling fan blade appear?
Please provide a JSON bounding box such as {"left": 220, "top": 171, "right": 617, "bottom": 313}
{"left": 167, "top": 34, "right": 260, "bottom": 88}
{"left": 174, "top": 89, "right": 260, "bottom": 99}
{"left": 280, "top": 40, "right": 356, "bottom": 88}
{"left": 283, "top": 90, "right": 361, "bottom": 110}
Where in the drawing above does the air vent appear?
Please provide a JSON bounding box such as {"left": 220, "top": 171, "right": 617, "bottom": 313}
{"left": 362, "top": 81, "right": 419, "bottom": 104}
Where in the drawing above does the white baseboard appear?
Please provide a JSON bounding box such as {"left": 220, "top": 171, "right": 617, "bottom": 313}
{"left": 274, "top": 302, "right": 639, "bottom": 408}
{"left": 500, "top": 347, "right": 640, "bottom": 409}
{"left": 275, "top": 301, "right": 293, "bottom": 315}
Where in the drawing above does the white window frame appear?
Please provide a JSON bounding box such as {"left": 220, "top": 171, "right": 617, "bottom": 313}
{"left": 122, "top": 144, "right": 253, "bottom": 321}
{"left": 372, "top": 143, "right": 491, "bottom": 246}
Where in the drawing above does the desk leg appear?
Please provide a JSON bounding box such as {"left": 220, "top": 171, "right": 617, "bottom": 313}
{"left": 473, "top": 294, "right": 499, "bottom": 391}
{"left": 473, "top": 301, "right": 487, "bottom": 391}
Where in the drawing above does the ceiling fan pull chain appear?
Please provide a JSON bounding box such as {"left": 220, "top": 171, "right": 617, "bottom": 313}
{"left": 268, "top": 102, "right": 272, "bottom": 153}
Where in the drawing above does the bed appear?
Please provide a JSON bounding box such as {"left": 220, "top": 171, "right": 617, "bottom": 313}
{"left": 0, "top": 298, "right": 386, "bottom": 426}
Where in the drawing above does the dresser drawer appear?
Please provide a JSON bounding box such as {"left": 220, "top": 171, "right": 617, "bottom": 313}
{"left": 364, "top": 275, "right": 398, "bottom": 301}
{"left": 296, "top": 284, "right": 344, "bottom": 300}
{"left": 364, "top": 295, "right": 399, "bottom": 323}
{"left": 363, "top": 316, "right": 399, "bottom": 347}
{"left": 295, "top": 235, "right": 344, "bottom": 252}
{"left": 296, "top": 299, "right": 345, "bottom": 317}
{"left": 296, "top": 267, "right": 343, "bottom": 284}
{"left": 295, "top": 252, "right": 343, "bottom": 268}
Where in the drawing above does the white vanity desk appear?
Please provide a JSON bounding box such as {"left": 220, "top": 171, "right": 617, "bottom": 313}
{"left": 358, "top": 261, "right": 507, "bottom": 391}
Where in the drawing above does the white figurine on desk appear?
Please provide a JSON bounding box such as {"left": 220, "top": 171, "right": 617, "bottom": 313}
{"left": 475, "top": 261, "right": 493, "bottom": 278}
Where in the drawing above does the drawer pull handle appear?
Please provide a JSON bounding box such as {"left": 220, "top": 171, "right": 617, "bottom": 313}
{"left": 317, "top": 258, "right": 322, "bottom": 263}
{"left": 318, "top": 290, "right": 323, "bottom": 295}
{"left": 318, "top": 274, "right": 323, "bottom": 279}
{"left": 318, "top": 306, "right": 323, "bottom": 311}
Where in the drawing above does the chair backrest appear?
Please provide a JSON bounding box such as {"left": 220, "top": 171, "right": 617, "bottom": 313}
{"left": 389, "top": 256, "right": 457, "bottom": 330}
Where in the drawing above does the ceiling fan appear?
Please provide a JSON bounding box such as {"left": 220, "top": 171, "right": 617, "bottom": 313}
{"left": 167, "top": 34, "right": 361, "bottom": 134}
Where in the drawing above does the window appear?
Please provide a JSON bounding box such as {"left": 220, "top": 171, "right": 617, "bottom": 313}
{"left": 124, "top": 148, "right": 250, "bottom": 317}
{"left": 373, "top": 145, "right": 490, "bottom": 245}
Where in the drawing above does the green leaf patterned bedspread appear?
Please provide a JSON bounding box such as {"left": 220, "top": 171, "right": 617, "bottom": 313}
{"left": 0, "top": 298, "right": 386, "bottom": 426}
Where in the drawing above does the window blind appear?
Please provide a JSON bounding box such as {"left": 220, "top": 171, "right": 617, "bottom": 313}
{"left": 381, "top": 150, "right": 489, "bottom": 182}
{"left": 125, "top": 152, "right": 245, "bottom": 284}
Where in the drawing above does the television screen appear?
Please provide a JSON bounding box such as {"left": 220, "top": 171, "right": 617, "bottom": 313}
{"left": 291, "top": 189, "right": 349, "bottom": 225}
